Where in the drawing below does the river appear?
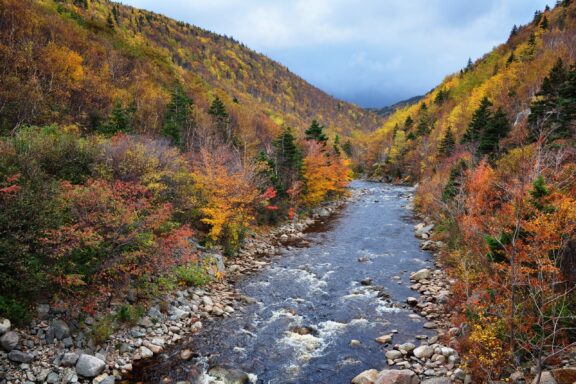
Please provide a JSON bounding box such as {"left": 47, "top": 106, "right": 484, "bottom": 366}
{"left": 130, "top": 181, "right": 435, "bottom": 384}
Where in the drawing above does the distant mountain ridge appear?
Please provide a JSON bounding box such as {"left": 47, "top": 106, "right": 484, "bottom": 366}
{"left": 367, "top": 95, "right": 424, "bottom": 117}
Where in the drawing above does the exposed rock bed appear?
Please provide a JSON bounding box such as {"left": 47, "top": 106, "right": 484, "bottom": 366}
{"left": 0, "top": 195, "right": 355, "bottom": 384}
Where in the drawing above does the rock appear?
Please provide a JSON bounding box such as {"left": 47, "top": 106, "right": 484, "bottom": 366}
{"left": 509, "top": 371, "right": 524, "bottom": 383}
{"left": 75, "top": 354, "right": 106, "bottom": 378}
{"left": 423, "top": 322, "right": 437, "bottom": 329}
{"left": 352, "top": 369, "right": 379, "bottom": 384}
{"left": 421, "top": 379, "right": 451, "bottom": 384}
{"left": 406, "top": 297, "right": 418, "bottom": 306}
{"left": 52, "top": 319, "right": 70, "bottom": 340}
{"left": 413, "top": 345, "right": 434, "bottom": 359}
{"left": 202, "top": 296, "right": 214, "bottom": 306}
{"left": 385, "top": 350, "right": 403, "bottom": 360}
{"left": 45, "top": 326, "right": 55, "bottom": 344}
{"left": 318, "top": 208, "right": 330, "bottom": 218}
{"left": 453, "top": 368, "right": 466, "bottom": 381}
{"left": 0, "top": 318, "right": 10, "bottom": 335}
{"left": 46, "top": 372, "right": 60, "bottom": 383}
{"left": 60, "top": 352, "right": 79, "bottom": 367}
{"left": 7, "top": 350, "right": 34, "bottom": 363}
{"left": 350, "top": 339, "right": 362, "bottom": 347}
{"left": 375, "top": 334, "right": 393, "bottom": 344}
{"left": 531, "top": 371, "right": 557, "bottom": 384}
{"left": 551, "top": 367, "right": 576, "bottom": 384}
{"left": 0, "top": 331, "right": 19, "bottom": 351}
{"left": 63, "top": 336, "right": 74, "bottom": 348}
{"left": 410, "top": 269, "right": 431, "bottom": 282}
{"left": 36, "top": 304, "right": 50, "bottom": 319}
{"left": 180, "top": 349, "right": 193, "bottom": 360}
{"left": 360, "top": 277, "right": 373, "bottom": 286}
{"left": 139, "top": 346, "right": 153, "bottom": 358}
{"left": 138, "top": 317, "right": 154, "bottom": 328}
{"left": 399, "top": 343, "right": 416, "bottom": 353}
{"left": 94, "top": 373, "right": 115, "bottom": 384}
{"left": 440, "top": 347, "right": 455, "bottom": 357}
{"left": 375, "top": 369, "right": 420, "bottom": 384}
{"left": 200, "top": 253, "right": 225, "bottom": 276}
{"left": 208, "top": 366, "right": 250, "bottom": 384}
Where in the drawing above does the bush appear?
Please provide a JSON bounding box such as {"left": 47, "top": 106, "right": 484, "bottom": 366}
{"left": 174, "top": 263, "right": 212, "bottom": 287}
{"left": 91, "top": 316, "right": 114, "bottom": 345}
{"left": 115, "top": 304, "right": 145, "bottom": 326}
{"left": 0, "top": 296, "right": 30, "bottom": 326}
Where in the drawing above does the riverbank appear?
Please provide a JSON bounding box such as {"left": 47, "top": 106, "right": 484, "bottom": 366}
{"left": 0, "top": 193, "right": 355, "bottom": 384}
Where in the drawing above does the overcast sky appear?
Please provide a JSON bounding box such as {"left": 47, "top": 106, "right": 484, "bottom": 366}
{"left": 122, "top": 0, "right": 550, "bottom": 108}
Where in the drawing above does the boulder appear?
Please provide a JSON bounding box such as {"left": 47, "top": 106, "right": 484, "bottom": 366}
{"left": 139, "top": 346, "right": 154, "bottom": 358}
{"left": 0, "top": 318, "right": 10, "bottom": 335}
{"left": 200, "top": 252, "right": 225, "bottom": 276}
{"left": 36, "top": 304, "right": 50, "bottom": 319}
{"left": 60, "top": 352, "right": 79, "bottom": 367}
{"left": 375, "top": 334, "right": 393, "bottom": 344}
{"left": 385, "top": 350, "right": 403, "bottom": 360}
{"left": 208, "top": 366, "right": 250, "bottom": 384}
{"left": 375, "top": 369, "right": 420, "bottom": 384}
{"left": 0, "top": 331, "right": 19, "bottom": 351}
{"left": 75, "top": 354, "right": 106, "bottom": 378}
{"left": 7, "top": 350, "right": 34, "bottom": 363}
{"left": 410, "top": 269, "right": 431, "bottom": 282}
{"left": 52, "top": 319, "right": 70, "bottom": 340}
{"left": 551, "top": 368, "right": 576, "bottom": 384}
{"left": 352, "top": 369, "right": 379, "bottom": 384}
{"left": 413, "top": 345, "right": 434, "bottom": 359}
{"left": 421, "top": 379, "right": 451, "bottom": 384}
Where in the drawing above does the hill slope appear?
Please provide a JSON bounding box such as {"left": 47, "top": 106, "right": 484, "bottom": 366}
{"left": 359, "top": 1, "right": 576, "bottom": 380}
{"left": 0, "top": 0, "right": 381, "bottom": 148}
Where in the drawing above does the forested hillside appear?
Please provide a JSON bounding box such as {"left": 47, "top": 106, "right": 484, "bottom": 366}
{"left": 0, "top": 0, "right": 362, "bottom": 323}
{"left": 361, "top": 1, "right": 576, "bottom": 380}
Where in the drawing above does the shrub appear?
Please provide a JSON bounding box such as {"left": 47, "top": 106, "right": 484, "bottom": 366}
{"left": 92, "top": 316, "right": 114, "bottom": 345}
{"left": 174, "top": 263, "right": 211, "bottom": 287}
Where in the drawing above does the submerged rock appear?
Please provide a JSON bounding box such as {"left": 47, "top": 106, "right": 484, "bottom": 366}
{"left": 375, "top": 369, "right": 420, "bottom": 384}
{"left": 352, "top": 369, "right": 379, "bottom": 384}
{"left": 208, "top": 366, "right": 250, "bottom": 384}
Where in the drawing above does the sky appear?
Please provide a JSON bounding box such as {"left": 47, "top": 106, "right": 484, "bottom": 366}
{"left": 122, "top": 0, "right": 550, "bottom": 108}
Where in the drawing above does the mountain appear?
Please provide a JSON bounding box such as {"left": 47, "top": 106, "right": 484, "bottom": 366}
{"left": 0, "top": 0, "right": 381, "bottom": 148}
{"left": 359, "top": 1, "right": 576, "bottom": 379}
{"left": 367, "top": 95, "right": 424, "bottom": 117}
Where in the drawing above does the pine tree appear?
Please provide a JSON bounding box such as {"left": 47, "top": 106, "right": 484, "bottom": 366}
{"left": 540, "top": 15, "right": 549, "bottom": 29}
{"left": 272, "top": 128, "right": 302, "bottom": 194}
{"left": 305, "top": 120, "right": 328, "bottom": 144}
{"left": 107, "top": 13, "right": 114, "bottom": 29}
{"left": 442, "top": 159, "right": 468, "bottom": 202}
{"left": 100, "top": 100, "right": 132, "bottom": 134}
{"left": 506, "top": 52, "right": 516, "bottom": 67}
{"left": 510, "top": 24, "right": 518, "bottom": 37}
{"left": 404, "top": 116, "right": 414, "bottom": 130}
{"left": 162, "top": 87, "right": 193, "bottom": 146}
{"left": 333, "top": 134, "right": 341, "bottom": 156}
{"left": 478, "top": 107, "right": 510, "bottom": 158}
{"left": 438, "top": 127, "right": 456, "bottom": 157}
{"left": 462, "top": 97, "right": 492, "bottom": 144}
{"left": 416, "top": 103, "right": 431, "bottom": 136}
{"left": 208, "top": 96, "right": 231, "bottom": 143}
{"left": 528, "top": 58, "right": 574, "bottom": 141}
{"left": 342, "top": 140, "right": 353, "bottom": 157}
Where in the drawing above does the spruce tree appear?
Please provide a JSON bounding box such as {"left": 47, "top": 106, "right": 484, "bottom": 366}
{"left": 416, "top": 103, "right": 431, "bottom": 136}
{"left": 208, "top": 96, "right": 231, "bottom": 142}
{"left": 305, "top": 120, "right": 328, "bottom": 144}
{"left": 442, "top": 159, "right": 468, "bottom": 202}
{"left": 478, "top": 107, "right": 510, "bottom": 158}
{"left": 510, "top": 24, "right": 518, "bottom": 37}
{"left": 100, "top": 100, "right": 132, "bottom": 134}
{"left": 404, "top": 116, "right": 414, "bottom": 130}
{"left": 272, "top": 128, "right": 302, "bottom": 194}
{"left": 438, "top": 127, "right": 456, "bottom": 157}
{"left": 462, "top": 97, "right": 492, "bottom": 144}
{"left": 342, "top": 140, "right": 353, "bottom": 157}
{"left": 107, "top": 13, "right": 114, "bottom": 29}
{"left": 162, "top": 87, "right": 193, "bottom": 146}
{"left": 540, "top": 15, "right": 549, "bottom": 29}
{"left": 333, "top": 134, "right": 341, "bottom": 156}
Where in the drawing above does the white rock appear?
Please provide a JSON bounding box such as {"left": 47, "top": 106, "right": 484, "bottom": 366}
{"left": 413, "top": 345, "right": 434, "bottom": 359}
{"left": 0, "top": 318, "right": 10, "bottom": 335}
{"left": 75, "top": 354, "right": 106, "bottom": 378}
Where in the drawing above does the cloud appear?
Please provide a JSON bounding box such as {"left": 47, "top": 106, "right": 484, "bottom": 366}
{"left": 122, "top": 0, "right": 550, "bottom": 107}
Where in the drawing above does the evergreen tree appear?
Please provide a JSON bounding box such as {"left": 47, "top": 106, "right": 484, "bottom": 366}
{"left": 162, "top": 87, "right": 193, "bottom": 146}
{"left": 333, "top": 134, "right": 341, "bottom": 156}
{"left": 478, "top": 107, "right": 510, "bottom": 158}
{"left": 462, "top": 97, "right": 492, "bottom": 144}
{"left": 416, "top": 103, "right": 431, "bottom": 136}
{"left": 527, "top": 32, "right": 537, "bottom": 56}
{"left": 112, "top": 5, "right": 120, "bottom": 23}
{"left": 528, "top": 58, "right": 575, "bottom": 141}
{"left": 404, "top": 116, "right": 414, "bottom": 130}
{"left": 305, "top": 120, "right": 328, "bottom": 144}
{"left": 510, "top": 24, "right": 518, "bottom": 37}
{"left": 442, "top": 159, "right": 468, "bottom": 202}
{"left": 342, "top": 140, "right": 353, "bottom": 157}
{"left": 540, "top": 15, "right": 549, "bottom": 29}
{"left": 100, "top": 100, "right": 132, "bottom": 134}
{"left": 533, "top": 10, "right": 543, "bottom": 24}
{"left": 107, "top": 13, "right": 114, "bottom": 29}
{"left": 272, "top": 128, "right": 302, "bottom": 194}
{"left": 438, "top": 127, "right": 456, "bottom": 157}
{"left": 208, "top": 96, "right": 231, "bottom": 143}
{"left": 506, "top": 52, "right": 516, "bottom": 67}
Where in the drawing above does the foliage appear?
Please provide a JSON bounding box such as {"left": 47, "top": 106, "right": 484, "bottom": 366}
{"left": 174, "top": 263, "right": 212, "bottom": 287}
{"left": 305, "top": 120, "right": 328, "bottom": 144}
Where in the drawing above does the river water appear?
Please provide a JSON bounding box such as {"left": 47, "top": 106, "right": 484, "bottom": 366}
{"left": 131, "top": 181, "right": 434, "bottom": 384}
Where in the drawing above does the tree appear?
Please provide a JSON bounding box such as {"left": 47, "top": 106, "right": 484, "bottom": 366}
{"left": 438, "top": 127, "right": 456, "bottom": 157}
{"left": 342, "top": 140, "right": 353, "bottom": 157}
{"left": 100, "top": 101, "right": 133, "bottom": 135}
{"left": 162, "top": 87, "right": 193, "bottom": 146}
{"left": 462, "top": 97, "right": 493, "bottom": 144}
{"left": 107, "top": 13, "right": 114, "bottom": 29}
{"left": 442, "top": 159, "right": 468, "bottom": 202}
{"left": 208, "top": 96, "right": 231, "bottom": 143}
{"left": 478, "top": 107, "right": 510, "bottom": 158}
{"left": 510, "top": 25, "right": 518, "bottom": 37}
{"left": 416, "top": 103, "right": 432, "bottom": 136}
{"left": 404, "top": 116, "right": 414, "bottom": 130}
{"left": 333, "top": 134, "right": 341, "bottom": 156}
{"left": 305, "top": 120, "right": 328, "bottom": 144}
{"left": 540, "top": 15, "right": 549, "bottom": 29}
{"left": 272, "top": 128, "right": 303, "bottom": 194}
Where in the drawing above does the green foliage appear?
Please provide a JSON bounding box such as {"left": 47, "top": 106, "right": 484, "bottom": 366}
{"left": 174, "top": 263, "right": 212, "bottom": 286}
{"left": 115, "top": 304, "right": 145, "bottom": 325}
{"left": 442, "top": 159, "right": 468, "bottom": 202}
{"left": 162, "top": 87, "right": 193, "bottom": 146}
{"left": 271, "top": 128, "right": 303, "bottom": 194}
{"left": 478, "top": 107, "right": 511, "bottom": 159}
{"left": 305, "top": 120, "right": 328, "bottom": 144}
{"left": 208, "top": 96, "right": 230, "bottom": 143}
{"left": 0, "top": 296, "right": 30, "bottom": 326}
{"left": 99, "top": 101, "right": 134, "bottom": 135}
{"left": 438, "top": 127, "right": 456, "bottom": 157}
{"left": 462, "top": 97, "right": 493, "bottom": 144}
{"left": 342, "top": 139, "right": 353, "bottom": 156}
{"left": 92, "top": 316, "right": 114, "bottom": 345}
{"left": 485, "top": 232, "right": 512, "bottom": 263}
